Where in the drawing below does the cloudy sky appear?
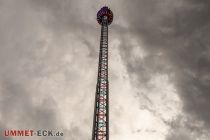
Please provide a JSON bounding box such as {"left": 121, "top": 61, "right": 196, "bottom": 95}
{"left": 0, "top": 0, "right": 210, "bottom": 140}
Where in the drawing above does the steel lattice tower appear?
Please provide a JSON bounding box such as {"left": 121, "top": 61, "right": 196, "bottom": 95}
{"left": 92, "top": 6, "right": 113, "bottom": 140}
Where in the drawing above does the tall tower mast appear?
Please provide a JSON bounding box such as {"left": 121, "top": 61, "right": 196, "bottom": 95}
{"left": 92, "top": 6, "right": 113, "bottom": 140}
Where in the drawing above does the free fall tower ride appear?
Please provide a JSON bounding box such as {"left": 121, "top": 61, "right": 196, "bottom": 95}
{"left": 92, "top": 6, "right": 113, "bottom": 140}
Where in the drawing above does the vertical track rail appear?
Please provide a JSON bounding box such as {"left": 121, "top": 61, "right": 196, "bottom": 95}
{"left": 92, "top": 16, "right": 109, "bottom": 140}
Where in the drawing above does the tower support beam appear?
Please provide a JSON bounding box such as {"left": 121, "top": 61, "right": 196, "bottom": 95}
{"left": 92, "top": 6, "right": 113, "bottom": 140}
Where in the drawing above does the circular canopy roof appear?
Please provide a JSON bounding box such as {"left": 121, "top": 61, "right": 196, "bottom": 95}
{"left": 97, "top": 6, "right": 113, "bottom": 25}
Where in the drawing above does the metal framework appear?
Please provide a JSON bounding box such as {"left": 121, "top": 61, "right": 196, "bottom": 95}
{"left": 92, "top": 7, "right": 113, "bottom": 140}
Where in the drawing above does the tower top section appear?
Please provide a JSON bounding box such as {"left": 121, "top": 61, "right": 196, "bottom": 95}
{"left": 97, "top": 6, "right": 113, "bottom": 25}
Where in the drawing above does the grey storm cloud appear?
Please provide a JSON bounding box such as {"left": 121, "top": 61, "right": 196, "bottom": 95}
{"left": 116, "top": 0, "right": 210, "bottom": 139}
{"left": 0, "top": 0, "right": 210, "bottom": 140}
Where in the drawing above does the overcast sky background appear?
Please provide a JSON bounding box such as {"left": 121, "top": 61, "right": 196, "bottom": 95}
{"left": 0, "top": 0, "right": 210, "bottom": 140}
